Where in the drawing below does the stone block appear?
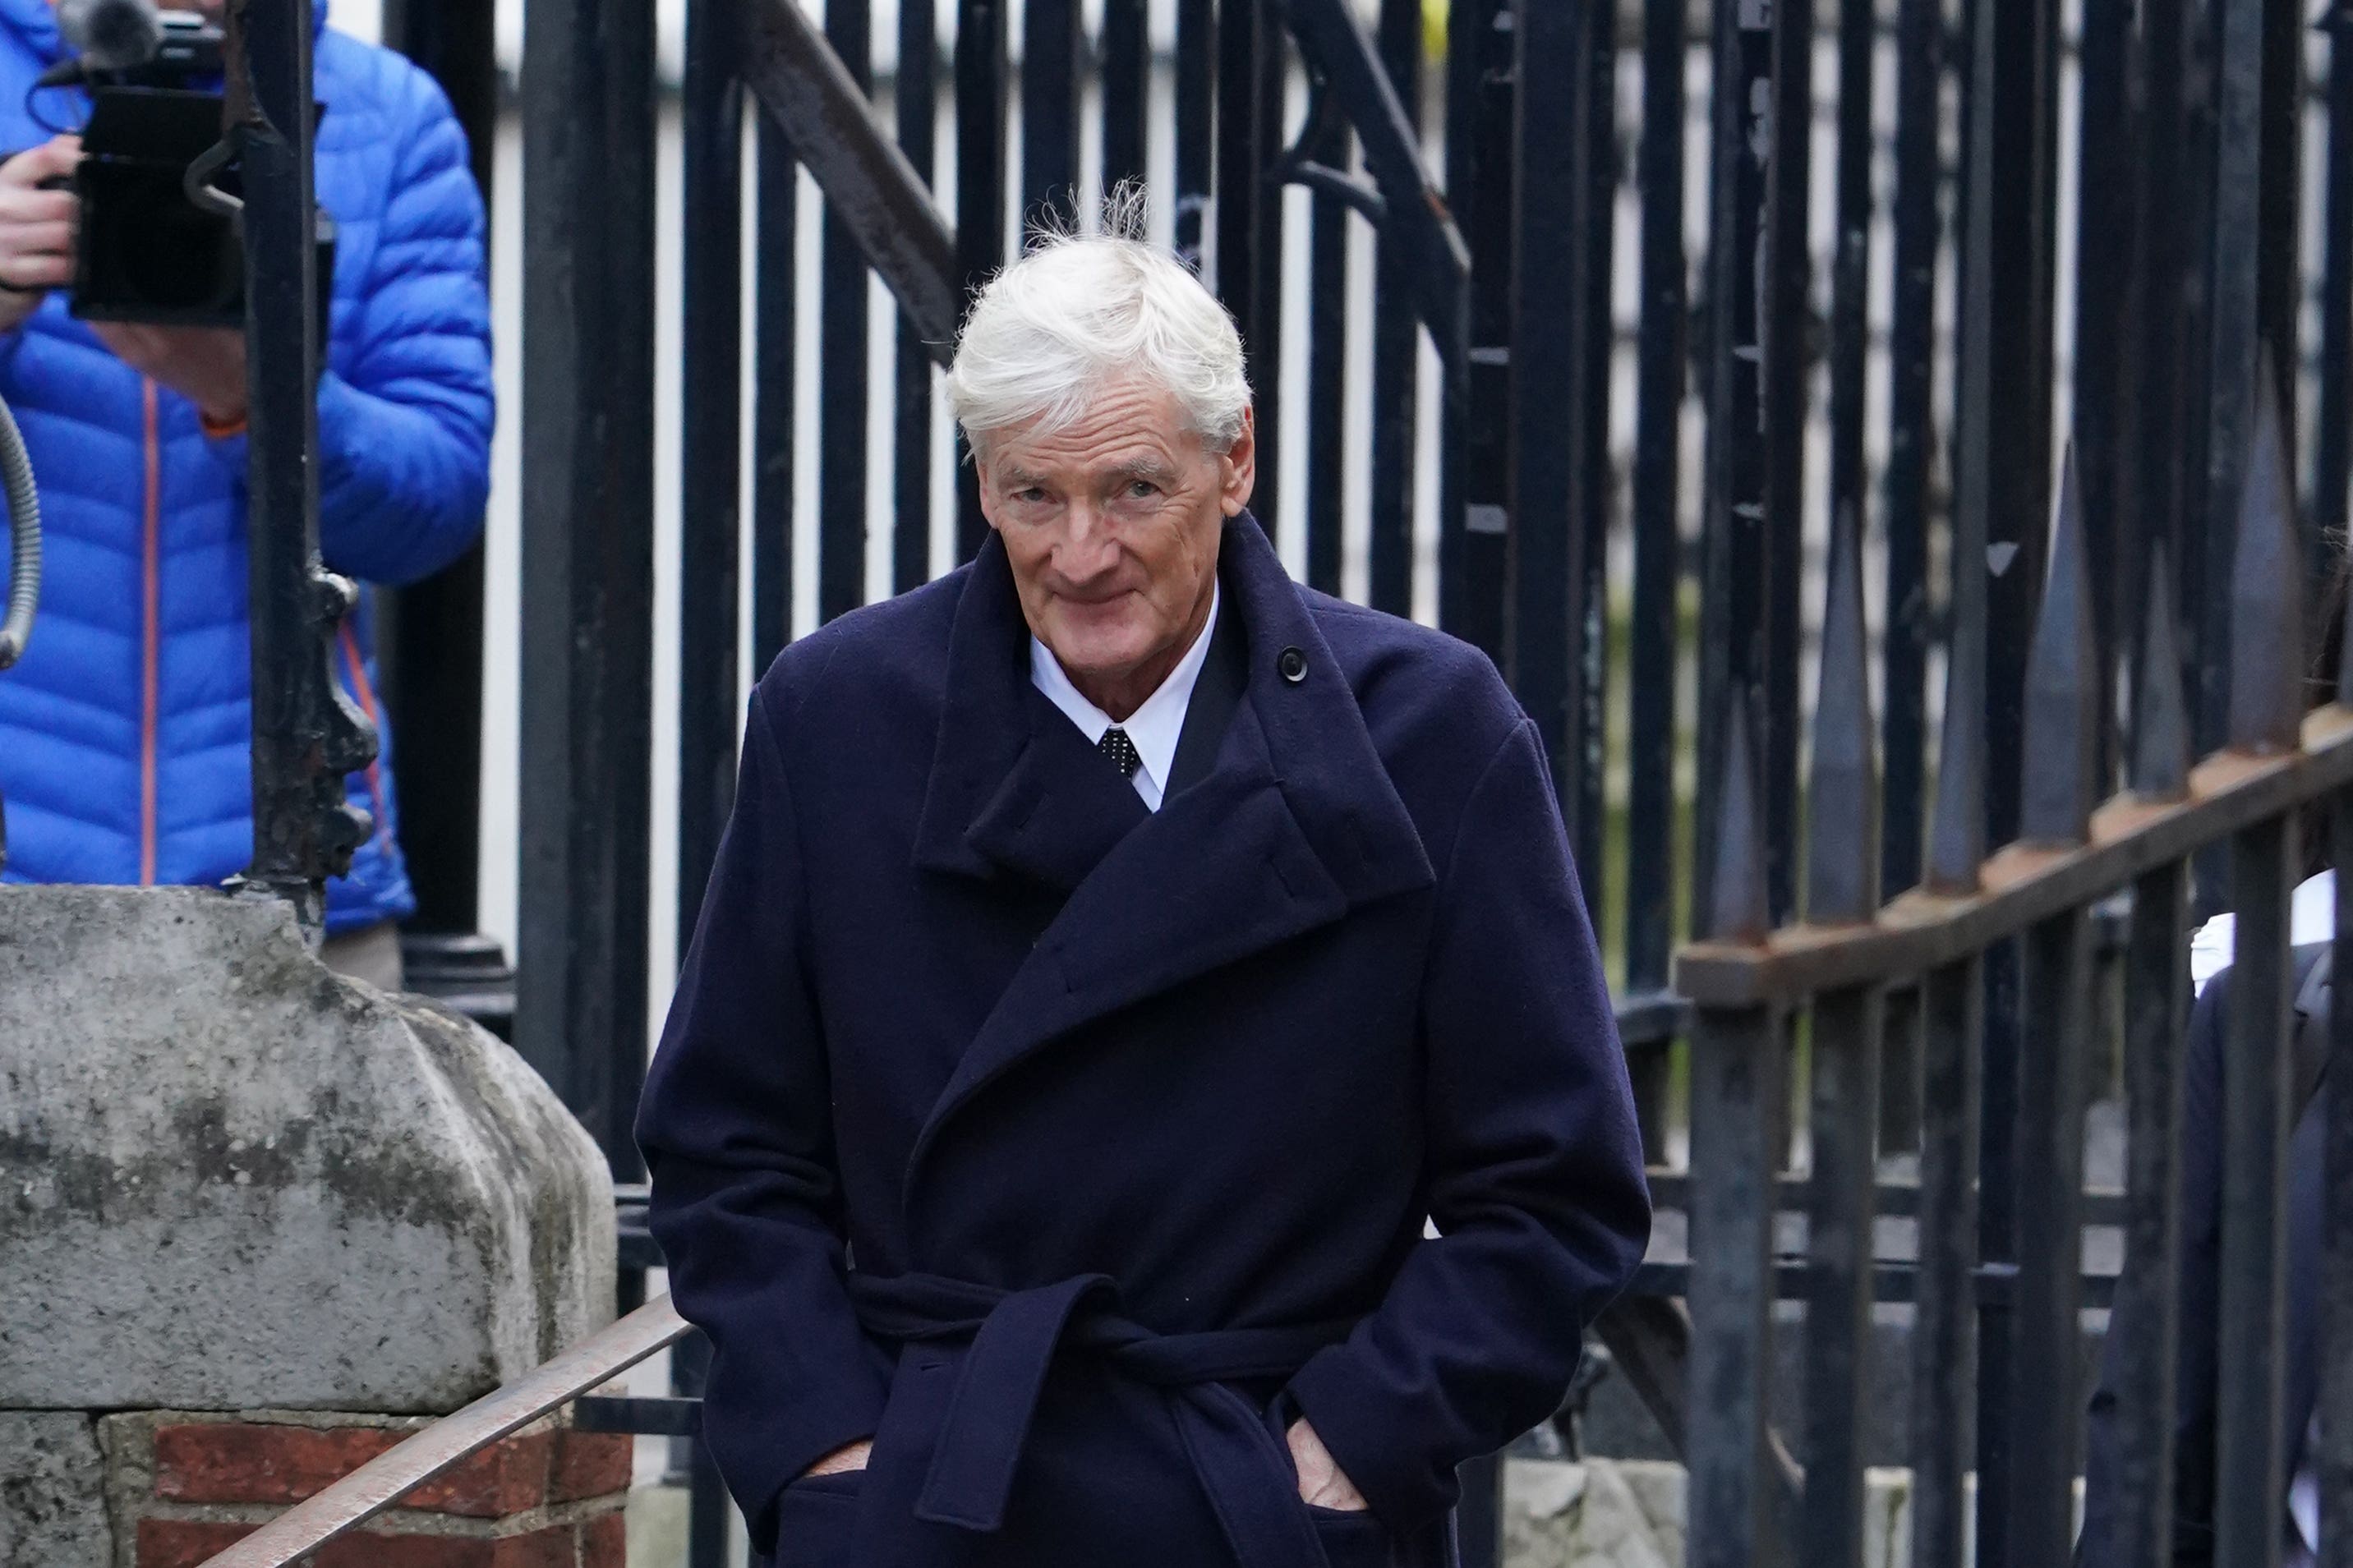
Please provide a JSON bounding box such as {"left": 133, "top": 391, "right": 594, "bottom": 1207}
{"left": 0, "top": 886, "right": 615, "bottom": 1412}
{"left": 0, "top": 1411, "right": 108, "bottom": 1568}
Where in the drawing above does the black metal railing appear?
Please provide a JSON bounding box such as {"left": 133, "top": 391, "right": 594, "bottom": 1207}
{"left": 1673, "top": 383, "right": 2351, "bottom": 1565}
{"left": 202, "top": 0, "right": 2353, "bottom": 1554}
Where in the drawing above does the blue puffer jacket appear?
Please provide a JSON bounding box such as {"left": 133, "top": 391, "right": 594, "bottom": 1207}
{"left": 0, "top": 0, "right": 492, "bottom": 933}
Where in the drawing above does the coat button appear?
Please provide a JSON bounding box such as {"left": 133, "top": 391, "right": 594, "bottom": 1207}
{"left": 1278, "top": 646, "right": 1308, "bottom": 684}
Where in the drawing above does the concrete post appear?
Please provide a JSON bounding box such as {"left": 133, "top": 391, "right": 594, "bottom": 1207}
{"left": 0, "top": 887, "right": 621, "bottom": 1566}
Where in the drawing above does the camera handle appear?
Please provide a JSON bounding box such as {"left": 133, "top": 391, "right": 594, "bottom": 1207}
{"left": 0, "top": 392, "right": 38, "bottom": 673}
{"left": 182, "top": 131, "right": 240, "bottom": 220}
{"left": 0, "top": 389, "right": 40, "bottom": 876}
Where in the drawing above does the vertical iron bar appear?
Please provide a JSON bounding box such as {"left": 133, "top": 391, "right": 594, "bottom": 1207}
{"left": 2215, "top": 814, "right": 2297, "bottom": 1568}
{"left": 1757, "top": 0, "right": 1812, "bottom": 922}
{"left": 2321, "top": 783, "right": 2353, "bottom": 1568}
{"left": 678, "top": 0, "right": 744, "bottom": 939}
{"left": 2315, "top": 4, "right": 2353, "bottom": 576}
{"left": 1444, "top": 0, "right": 1512, "bottom": 656}
{"left": 231, "top": 0, "right": 374, "bottom": 927}
{"left": 1101, "top": 0, "right": 1149, "bottom": 195}
{"left": 1687, "top": 1003, "right": 1787, "bottom": 1568}
{"left": 2256, "top": 0, "right": 2302, "bottom": 496}
{"left": 1021, "top": 0, "right": 1081, "bottom": 228}
{"left": 955, "top": 0, "right": 1009, "bottom": 558}
{"left": 1798, "top": 985, "right": 1884, "bottom": 1568}
{"left": 1627, "top": 0, "right": 1684, "bottom": 1002}
{"left": 1881, "top": 0, "right": 1940, "bottom": 903}
{"left": 1826, "top": 0, "right": 1872, "bottom": 607}
{"left": 1569, "top": 0, "right": 1616, "bottom": 899}
{"left": 517, "top": 0, "right": 658, "bottom": 1175}
{"left": 2006, "top": 906, "right": 2094, "bottom": 1566}
{"left": 1508, "top": 0, "right": 1577, "bottom": 805}
{"left": 2105, "top": 858, "right": 2193, "bottom": 1568}
{"left": 1306, "top": 136, "right": 1347, "bottom": 595}
{"left": 1174, "top": 0, "right": 1214, "bottom": 272}
{"left": 2317, "top": 7, "right": 2353, "bottom": 567}
{"left": 1365, "top": 0, "right": 1421, "bottom": 618}
{"left": 1250, "top": 13, "right": 1285, "bottom": 539}
{"left": 1216, "top": 0, "right": 1273, "bottom": 524}
{"left": 822, "top": 0, "right": 873, "bottom": 622}
{"left": 2075, "top": 0, "right": 2136, "bottom": 788}
{"left": 2210, "top": 0, "right": 2268, "bottom": 715}
{"left": 752, "top": 119, "right": 798, "bottom": 672}
{"left": 1689, "top": 0, "right": 1773, "bottom": 938}
{"left": 895, "top": 0, "right": 938, "bottom": 594}
{"left": 1909, "top": 954, "right": 1984, "bottom": 1568}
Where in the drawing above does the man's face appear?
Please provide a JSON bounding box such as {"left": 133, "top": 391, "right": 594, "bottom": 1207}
{"left": 978, "top": 379, "right": 1254, "bottom": 708}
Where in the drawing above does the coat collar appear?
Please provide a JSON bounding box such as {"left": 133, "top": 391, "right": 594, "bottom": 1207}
{"left": 904, "top": 513, "right": 1435, "bottom": 1189}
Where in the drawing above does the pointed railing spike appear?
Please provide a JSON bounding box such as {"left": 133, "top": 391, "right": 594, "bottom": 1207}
{"left": 1709, "top": 690, "right": 1773, "bottom": 944}
{"left": 1926, "top": 577, "right": 1987, "bottom": 895}
{"left": 1806, "top": 501, "right": 1880, "bottom": 924}
{"left": 2227, "top": 350, "right": 2307, "bottom": 752}
{"left": 2019, "top": 446, "right": 2102, "bottom": 844}
{"left": 2130, "top": 539, "right": 2191, "bottom": 800}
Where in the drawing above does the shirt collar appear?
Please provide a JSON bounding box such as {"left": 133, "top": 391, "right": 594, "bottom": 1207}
{"left": 1029, "top": 583, "right": 1221, "bottom": 807}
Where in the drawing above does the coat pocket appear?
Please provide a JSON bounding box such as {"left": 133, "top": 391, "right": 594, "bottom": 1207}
{"left": 1305, "top": 1502, "right": 1398, "bottom": 1568}
{"left": 772, "top": 1469, "right": 865, "bottom": 1567}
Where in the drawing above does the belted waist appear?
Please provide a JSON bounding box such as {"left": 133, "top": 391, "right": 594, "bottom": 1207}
{"left": 847, "top": 1271, "right": 1356, "bottom": 1568}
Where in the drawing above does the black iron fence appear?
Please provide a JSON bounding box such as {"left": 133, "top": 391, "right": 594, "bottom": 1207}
{"left": 205, "top": 0, "right": 2353, "bottom": 1554}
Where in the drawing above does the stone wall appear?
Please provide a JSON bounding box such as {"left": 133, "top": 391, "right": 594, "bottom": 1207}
{"left": 1505, "top": 1459, "right": 1917, "bottom": 1568}
{"left": 0, "top": 887, "right": 621, "bottom": 1566}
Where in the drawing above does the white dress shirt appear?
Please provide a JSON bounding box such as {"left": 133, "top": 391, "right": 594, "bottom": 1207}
{"left": 1029, "top": 585, "right": 1220, "bottom": 812}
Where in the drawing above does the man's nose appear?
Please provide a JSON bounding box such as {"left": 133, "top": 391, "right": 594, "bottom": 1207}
{"left": 1055, "top": 504, "right": 1120, "bottom": 579}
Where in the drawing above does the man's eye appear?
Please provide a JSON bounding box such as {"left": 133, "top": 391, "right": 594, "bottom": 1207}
{"left": 1126, "top": 480, "right": 1159, "bottom": 499}
{"left": 1014, "top": 487, "right": 1048, "bottom": 504}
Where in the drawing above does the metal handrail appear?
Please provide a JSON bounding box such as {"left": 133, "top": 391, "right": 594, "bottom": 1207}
{"left": 198, "top": 1296, "right": 691, "bottom": 1568}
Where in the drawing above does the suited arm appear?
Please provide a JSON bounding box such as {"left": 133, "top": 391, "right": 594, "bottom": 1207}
{"left": 1285, "top": 719, "right": 1653, "bottom": 1534}
{"left": 636, "top": 688, "right": 889, "bottom": 1548}
{"left": 2079, "top": 971, "right": 2226, "bottom": 1567}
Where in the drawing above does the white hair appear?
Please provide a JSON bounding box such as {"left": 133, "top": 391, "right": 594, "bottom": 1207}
{"left": 945, "top": 205, "right": 1250, "bottom": 458}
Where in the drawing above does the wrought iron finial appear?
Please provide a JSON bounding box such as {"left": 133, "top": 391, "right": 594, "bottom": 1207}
{"left": 2227, "top": 352, "right": 2307, "bottom": 753}
{"left": 1926, "top": 584, "right": 1988, "bottom": 894}
{"left": 2019, "top": 446, "right": 2101, "bottom": 845}
{"left": 2130, "top": 540, "right": 2191, "bottom": 799}
{"left": 1709, "top": 690, "right": 1772, "bottom": 943}
{"left": 1806, "top": 502, "right": 1880, "bottom": 923}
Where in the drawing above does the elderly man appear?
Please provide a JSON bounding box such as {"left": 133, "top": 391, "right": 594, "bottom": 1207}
{"left": 637, "top": 230, "right": 1650, "bottom": 1568}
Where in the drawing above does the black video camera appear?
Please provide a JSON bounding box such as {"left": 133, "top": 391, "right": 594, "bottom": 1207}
{"left": 38, "top": 7, "right": 335, "bottom": 329}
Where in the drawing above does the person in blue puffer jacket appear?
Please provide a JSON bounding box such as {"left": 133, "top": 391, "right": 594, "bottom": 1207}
{"left": 0, "top": 0, "right": 492, "bottom": 988}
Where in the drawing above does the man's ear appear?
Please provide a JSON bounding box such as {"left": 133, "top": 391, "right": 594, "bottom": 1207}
{"left": 1220, "top": 407, "right": 1256, "bottom": 517}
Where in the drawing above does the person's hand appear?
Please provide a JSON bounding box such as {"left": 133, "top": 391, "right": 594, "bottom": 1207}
{"left": 801, "top": 1438, "right": 872, "bottom": 1478}
{"left": 1286, "top": 1418, "right": 1367, "bottom": 1512}
{"left": 89, "top": 321, "right": 249, "bottom": 428}
{"left": 0, "top": 136, "right": 81, "bottom": 333}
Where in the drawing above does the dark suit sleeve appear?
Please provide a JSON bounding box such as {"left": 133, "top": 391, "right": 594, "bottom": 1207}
{"left": 2081, "top": 970, "right": 2226, "bottom": 1568}
{"left": 1284, "top": 719, "right": 1652, "bottom": 1533}
{"left": 635, "top": 687, "right": 889, "bottom": 1549}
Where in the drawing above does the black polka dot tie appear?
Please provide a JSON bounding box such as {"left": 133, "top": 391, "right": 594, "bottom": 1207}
{"left": 1098, "top": 726, "right": 1142, "bottom": 779}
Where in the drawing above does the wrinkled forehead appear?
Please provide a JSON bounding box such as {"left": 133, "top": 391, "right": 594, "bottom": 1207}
{"left": 976, "top": 377, "right": 1212, "bottom": 479}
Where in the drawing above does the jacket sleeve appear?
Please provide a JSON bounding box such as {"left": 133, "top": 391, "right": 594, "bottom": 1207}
{"left": 210, "top": 69, "right": 493, "bottom": 586}
{"left": 635, "top": 687, "right": 891, "bottom": 1549}
{"left": 2080, "top": 969, "right": 2226, "bottom": 1568}
{"left": 1284, "top": 717, "right": 1652, "bottom": 1534}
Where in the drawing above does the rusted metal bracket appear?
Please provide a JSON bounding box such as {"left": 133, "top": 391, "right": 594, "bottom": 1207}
{"left": 221, "top": 0, "right": 375, "bottom": 931}
{"left": 737, "top": 0, "right": 961, "bottom": 363}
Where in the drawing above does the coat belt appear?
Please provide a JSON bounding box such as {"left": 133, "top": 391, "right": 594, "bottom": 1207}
{"left": 848, "top": 1271, "right": 1356, "bottom": 1568}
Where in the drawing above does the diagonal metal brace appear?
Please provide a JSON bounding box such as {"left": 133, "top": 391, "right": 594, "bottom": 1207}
{"left": 738, "top": 0, "right": 961, "bottom": 363}
{"left": 1278, "top": 0, "right": 1469, "bottom": 383}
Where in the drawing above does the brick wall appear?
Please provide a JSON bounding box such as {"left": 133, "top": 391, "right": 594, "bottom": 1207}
{"left": 99, "top": 1412, "right": 630, "bottom": 1568}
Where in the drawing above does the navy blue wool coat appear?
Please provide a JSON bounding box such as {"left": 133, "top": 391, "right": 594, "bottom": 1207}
{"left": 637, "top": 514, "right": 1650, "bottom": 1568}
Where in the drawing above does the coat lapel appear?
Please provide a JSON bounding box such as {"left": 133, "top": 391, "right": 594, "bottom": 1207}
{"left": 905, "top": 514, "right": 1437, "bottom": 1187}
